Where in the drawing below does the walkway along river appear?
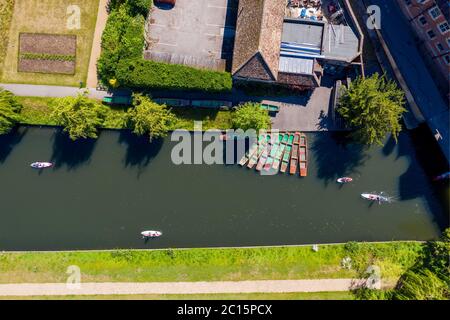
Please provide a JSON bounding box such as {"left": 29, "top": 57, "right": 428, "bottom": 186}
{"left": 0, "top": 126, "right": 447, "bottom": 251}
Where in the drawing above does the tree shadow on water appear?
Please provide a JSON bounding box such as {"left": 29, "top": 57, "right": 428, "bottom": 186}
{"left": 50, "top": 130, "right": 97, "bottom": 170}
{"left": 312, "top": 132, "right": 369, "bottom": 186}
{"left": 0, "top": 127, "right": 27, "bottom": 163}
{"left": 118, "top": 131, "right": 163, "bottom": 178}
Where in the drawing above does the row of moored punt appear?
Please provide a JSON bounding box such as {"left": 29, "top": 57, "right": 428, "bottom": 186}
{"left": 239, "top": 132, "right": 308, "bottom": 176}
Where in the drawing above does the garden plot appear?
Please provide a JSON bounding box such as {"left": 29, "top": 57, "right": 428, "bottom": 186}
{"left": 1, "top": 0, "right": 99, "bottom": 86}
{"left": 18, "top": 33, "right": 77, "bottom": 75}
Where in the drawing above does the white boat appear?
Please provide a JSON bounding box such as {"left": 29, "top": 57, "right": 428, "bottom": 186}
{"left": 361, "top": 193, "right": 389, "bottom": 202}
{"left": 30, "top": 162, "right": 53, "bottom": 169}
{"left": 337, "top": 177, "right": 353, "bottom": 183}
{"left": 141, "top": 230, "right": 162, "bottom": 238}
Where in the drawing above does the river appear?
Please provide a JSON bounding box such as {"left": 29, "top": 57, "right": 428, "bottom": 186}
{"left": 0, "top": 126, "right": 447, "bottom": 251}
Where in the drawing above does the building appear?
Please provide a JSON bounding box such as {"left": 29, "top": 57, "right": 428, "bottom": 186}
{"left": 231, "top": 0, "right": 363, "bottom": 89}
{"left": 396, "top": 0, "right": 450, "bottom": 95}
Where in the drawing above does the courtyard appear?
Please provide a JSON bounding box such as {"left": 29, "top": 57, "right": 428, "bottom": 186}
{"left": 145, "top": 0, "right": 237, "bottom": 71}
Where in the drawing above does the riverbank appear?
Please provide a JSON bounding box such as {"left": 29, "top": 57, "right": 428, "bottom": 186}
{"left": 0, "top": 242, "right": 423, "bottom": 285}
{"left": 17, "top": 96, "right": 233, "bottom": 131}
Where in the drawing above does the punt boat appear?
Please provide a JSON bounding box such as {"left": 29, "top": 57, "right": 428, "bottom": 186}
{"left": 256, "top": 150, "right": 269, "bottom": 171}
{"left": 299, "top": 133, "right": 308, "bottom": 177}
{"left": 272, "top": 143, "right": 286, "bottom": 171}
{"left": 289, "top": 158, "right": 298, "bottom": 175}
{"left": 287, "top": 134, "right": 295, "bottom": 145}
{"left": 239, "top": 143, "right": 258, "bottom": 166}
{"left": 293, "top": 132, "right": 301, "bottom": 145}
{"left": 280, "top": 145, "right": 292, "bottom": 173}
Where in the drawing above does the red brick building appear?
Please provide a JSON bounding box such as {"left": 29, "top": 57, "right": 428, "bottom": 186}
{"left": 396, "top": 0, "right": 450, "bottom": 94}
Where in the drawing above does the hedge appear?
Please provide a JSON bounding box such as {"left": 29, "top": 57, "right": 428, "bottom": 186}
{"left": 97, "top": 7, "right": 145, "bottom": 83}
{"left": 107, "top": 0, "right": 152, "bottom": 16}
{"left": 116, "top": 58, "right": 233, "bottom": 92}
{"left": 98, "top": 1, "right": 233, "bottom": 93}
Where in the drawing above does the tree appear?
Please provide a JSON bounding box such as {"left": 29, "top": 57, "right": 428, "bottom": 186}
{"left": 231, "top": 102, "right": 271, "bottom": 132}
{"left": 125, "top": 95, "right": 176, "bottom": 141}
{"left": 0, "top": 88, "right": 22, "bottom": 135}
{"left": 353, "top": 228, "right": 450, "bottom": 300}
{"left": 338, "top": 73, "right": 406, "bottom": 146}
{"left": 50, "top": 93, "right": 107, "bottom": 140}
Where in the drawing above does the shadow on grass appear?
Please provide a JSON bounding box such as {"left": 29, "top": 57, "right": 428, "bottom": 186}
{"left": 118, "top": 131, "right": 163, "bottom": 178}
{"left": 0, "top": 127, "right": 27, "bottom": 163}
{"left": 50, "top": 129, "right": 97, "bottom": 170}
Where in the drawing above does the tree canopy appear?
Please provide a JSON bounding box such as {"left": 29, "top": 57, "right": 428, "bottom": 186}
{"left": 125, "top": 95, "right": 176, "bottom": 141}
{"left": 231, "top": 102, "right": 271, "bottom": 132}
{"left": 0, "top": 88, "right": 22, "bottom": 135}
{"left": 338, "top": 73, "right": 406, "bottom": 146}
{"left": 50, "top": 93, "right": 107, "bottom": 140}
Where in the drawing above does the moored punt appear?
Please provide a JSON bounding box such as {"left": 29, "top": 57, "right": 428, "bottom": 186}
{"left": 272, "top": 144, "right": 286, "bottom": 171}
{"left": 239, "top": 143, "right": 258, "bottom": 166}
{"left": 280, "top": 145, "right": 292, "bottom": 173}
{"left": 289, "top": 158, "right": 298, "bottom": 175}
{"left": 256, "top": 151, "right": 269, "bottom": 171}
{"left": 299, "top": 133, "right": 308, "bottom": 177}
{"left": 293, "top": 132, "right": 301, "bottom": 145}
{"left": 239, "top": 155, "right": 249, "bottom": 166}
{"left": 281, "top": 133, "right": 289, "bottom": 144}
{"left": 264, "top": 157, "right": 274, "bottom": 171}
{"left": 287, "top": 134, "right": 295, "bottom": 145}
{"left": 291, "top": 144, "right": 299, "bottom": 159}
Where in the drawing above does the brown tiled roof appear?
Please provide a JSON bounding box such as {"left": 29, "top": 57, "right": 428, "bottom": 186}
{"left": 232, "top": 0, "right": 285, "bottom": 80}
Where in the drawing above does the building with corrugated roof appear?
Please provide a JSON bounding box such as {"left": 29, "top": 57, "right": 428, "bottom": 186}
{"left": 231, "top": 0, "right": 363, "bottom": 89}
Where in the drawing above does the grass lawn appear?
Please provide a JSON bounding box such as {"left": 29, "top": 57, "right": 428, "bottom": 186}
{"left": 0, "top": 292, "right": 355, "bottom": 300}
{"left": 17, "top": 96, "right": 234, "bottom": 131}
{"left": 0, "top": 242, "right": 423, "bottom": 284}
{"left": 1, "top": 0, "right": 99, "bottom": 86}
{"left": 0, "top": 0, "right": 15, "bottom": 78}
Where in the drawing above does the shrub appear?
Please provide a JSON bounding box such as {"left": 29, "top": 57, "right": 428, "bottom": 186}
{"left": 0, "top": 88, "right": 22, "bottom": 135}
{"left": 231, "top": 102, "right": 271, "bottom": 131}
{"left": 116, "top": 58, "right": 233, "bottom": 92}
{"left": 108, "top": 0, "right": 152, "bottom": 16}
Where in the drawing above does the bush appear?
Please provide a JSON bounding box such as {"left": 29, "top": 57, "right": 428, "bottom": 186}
{"left": 231, "top": 102, "right": 271, "bottom": 131}
{"left": 116, "top": 58, "right": 233, "bottom": 92}
{"left": 50, "top": 93, "right": 107, "bottom": 140}
{"left": 0, "top": 87, "right": 22, "bottom": 135}
{"left": 97, "top": 7, "right": 145, "bottom": 83}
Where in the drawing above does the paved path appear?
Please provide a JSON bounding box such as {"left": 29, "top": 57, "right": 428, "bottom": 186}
{"left": 0, "top": 83, "right": 109, "bottom": 99}
{"left": 86, "top": 0, "right": 109, "bottom": 88}
{"left": 0, "top": 279, "right": 365, "bottom": 296}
